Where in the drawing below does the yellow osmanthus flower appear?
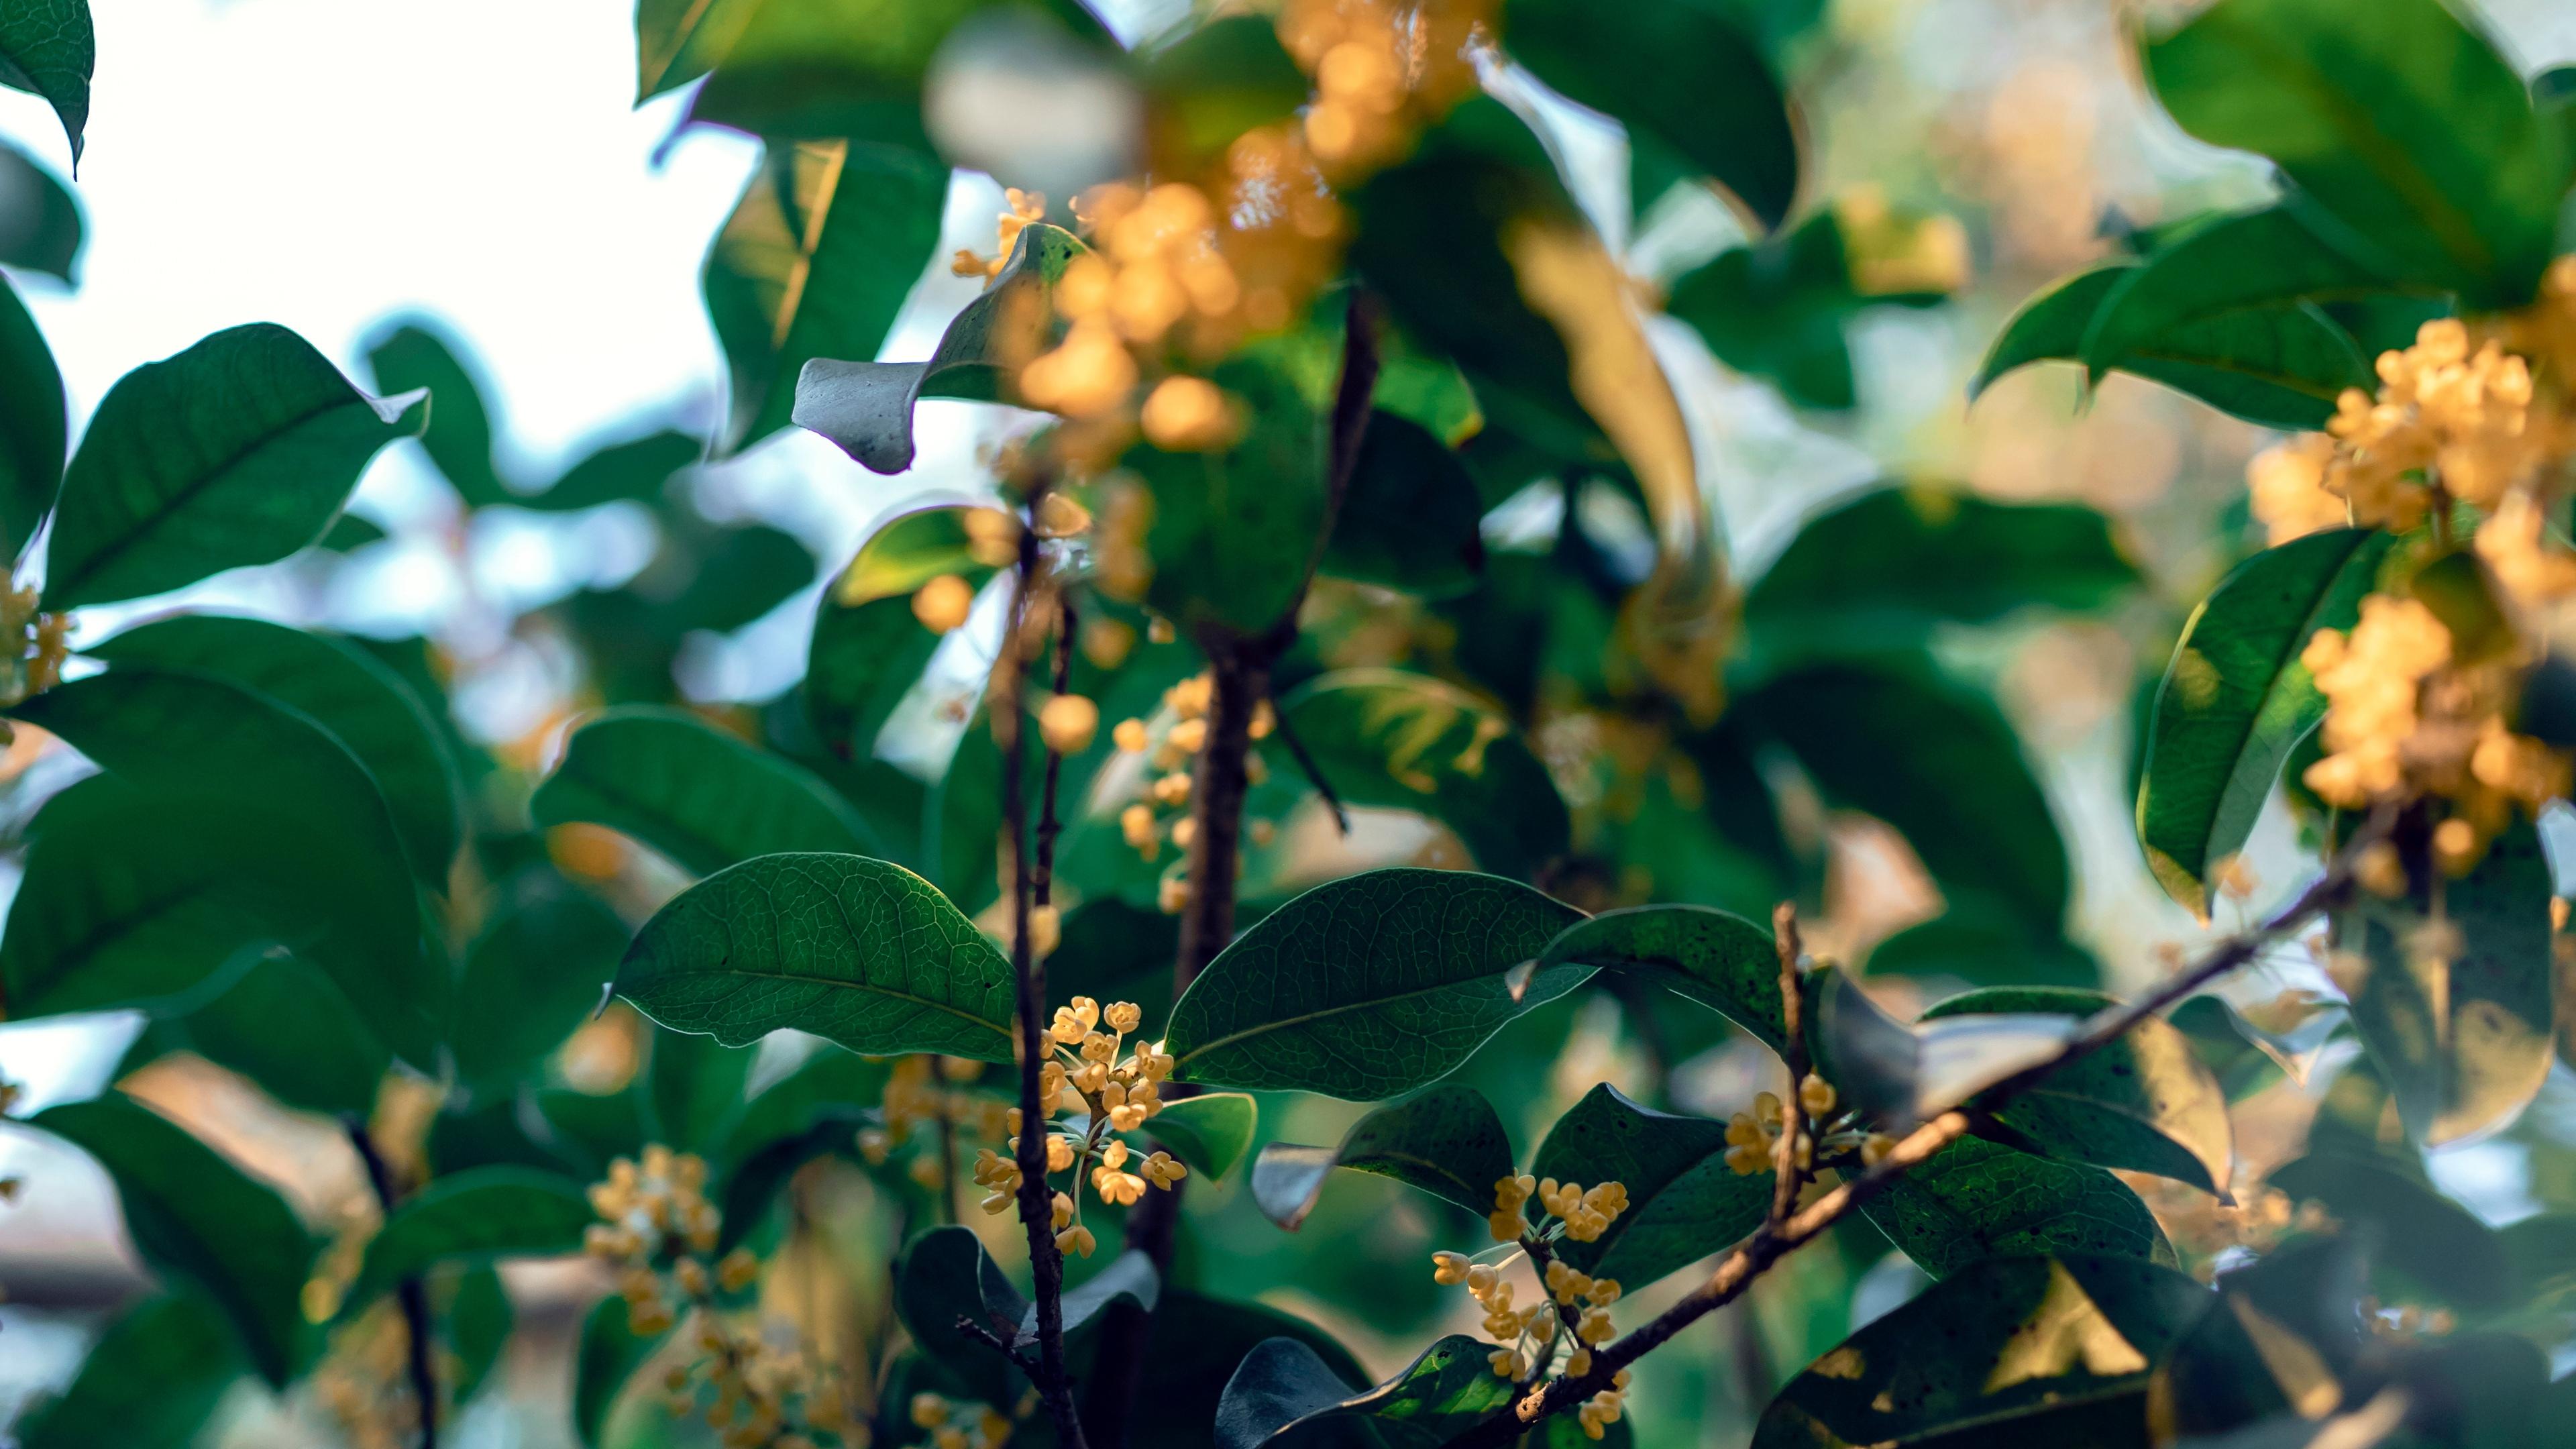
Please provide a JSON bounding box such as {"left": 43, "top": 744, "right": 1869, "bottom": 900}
{"left": 1275, "top": 0, "right": 1491, "bottom": 174}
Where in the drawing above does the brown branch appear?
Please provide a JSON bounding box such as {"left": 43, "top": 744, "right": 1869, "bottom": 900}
{"left": 1442, "top": 823, "right": 2381, "bottom": 1448}
{"left": 954, "top": 1315, "right": 1042, "bottom": 1378}
{"left": 998, "top": 483, "right": 1089, "bottom": 1449}
{"left": 1768, "top": 904, "right": 1810, "bottom": 1225}
{"left": 345, "top": 1117, "right": 439, "bottom": 1449}
{"left": 1034, "top": 590, "right": 1077, "bottom": 908}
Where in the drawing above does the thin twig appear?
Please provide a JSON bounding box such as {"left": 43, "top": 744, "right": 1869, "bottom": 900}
{"left": 1266, "top": 698, "right": 1349, "bottom": 835}
{"left": 1768, "top": 904, "right": 1810, "bottom": 1225}
{"left": 954, "top": 1315, "right": 1042, "bottom": 1378}
{"left": 998, "top": 479, "right": 1089, "bottom": 1449}
{"left": 345, "top": 1117, "right": 439, "bottom": 1449}
{"left": 1443, "top": 819, "right": 2382, "bottom": 1448}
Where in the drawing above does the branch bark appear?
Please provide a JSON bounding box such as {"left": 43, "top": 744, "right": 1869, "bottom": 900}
{"left": 345, "top": 1117, "right": 439, "bottom": 1449}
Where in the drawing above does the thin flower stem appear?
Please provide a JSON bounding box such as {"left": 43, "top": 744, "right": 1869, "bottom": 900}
{"left": 344, "top": 1117, "right": 439, "bottom": 1449}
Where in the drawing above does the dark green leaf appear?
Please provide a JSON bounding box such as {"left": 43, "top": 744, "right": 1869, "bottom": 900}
{"left": 35, "top": 1092, "right": 315, "bottom": 1386}
{"left": 0, "top": 269, "right": 63, "bottom": 551}
{"left": 896, "top": 1224, "right": 1030, "bottom": 1404}
{"left": 1030, "top": 1250, "right": 1160, "bottom": 1344}
{"left": 1864, "top": 902, "right": 2101, "bottom": 989}
{"left": 1250, "top": 1083, "right": 1514, "bottom": 1230}
{"left": 574, "top": 1294, "right": 672, "bottom": 1448}
{"left": 2267, "top": 1151, "right": 2509, "bottom": 1310}
{"left": 0, "top": 0, "right": 92, "bottom": 163}
{"left": 48, "top": 323, "right": 428, "bottom": 608}
{"left": 615, "top": 852, "right": 1019, "bottom": 1061}
{"left": 1141, "top": 1091, "right": 1256, "bottom": 1181}
{"left": 533, "top": 706, "right": 875, "bottom": 876}
{"left": 12, "top": 667, "right": 443, "bottom": 1064}
{"left": 2143, "top": 0, "right": 2567, "bottom": 303}
{"left": 1322, "top": 411, "right": 1485, "bottom": 598}
{"left": 1216, "top": 1332, "right": 1515, "bottom": 1449}
{"left": 1920, "top": 985, "right": 2233, "bottom": 1195}
{"left": 663, "top": 520, "right": 816, "bottom": 634}
{"left": 346, "top": 1167, "right": 594, "bottom": 1314}
{"left": 1754, "top": 1253, "right": 2213, "bottom": 1448}
{"left": 316, "top": 511, "right": 386, "bottom": 551}
{"left": 1138, "top": 14, "right": 1309, "bottom": 173}
{"left": 172, "top": 953, "right": 388, "bottom": 1118}
{"left": 1131, "top": 355, "right": 1329, "bottom": 639}
{"left": 446, "top": 1267, "right": 515, "bottom": 1405}
{"left": 1665, "top": 211, "right": 1866, "bottom": 410}
{"left": 2137, "top": 528, "right": 2393, "bottom": 915}
{"left": 1503, "top": 0, "right": 1797, "bottom": 229}
{"left": 525, "top": 429, "right": 699, "bottom": 512}
{"left": 449, "top": 871, "right": 630, "bottom": 1095}
{"left": 644, "top": 1024, "right": 755, "bottom": 1150}
{"left": 1531, "top": 1083, "right": 1771, "bottom": 1289}
{"left": 706, "top": 139, "right": 949, "bottom": 452}
{"left": 14, "top": 1291, "right": 241, "bottom": 1449}
{"left": 365, "top": 320, "right": 508, "bottom": 508}
{"left": 91, "top": 613, "right": 465, "bottom": 882}
{"left": 0, "top": 133, "right": 80, "bottom": 284}
{"left": 804, "top": 501, "right": 998, "bottom": 761}
{"left": 1861, "top": 1135, "right": 2174, "bottom": 1277}
{"left": 1538, "top": 903, "right": 1782, "bottom": 1053}
{"left": 1271, "top": 669, "right": 1569, "bottom": 881}
{"left": 1166, "top": 868, "right": 1589, "bottom": 1098}
{"left": 1123, "top": 1291, "right": 1373, "bottom": 1449}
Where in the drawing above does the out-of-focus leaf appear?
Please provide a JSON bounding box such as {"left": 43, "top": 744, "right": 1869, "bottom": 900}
{"left": 345, "top": 1168, "right": 594, "bottom": 1313}
{"left": 1130, "top": 356, "right": 1328, "bottom": 639}
{"left": 1322, "top": 411, "right": 1485, "bottom": 597}
{"left": 1250, "top": 1083, "right": 1512, "bottom": 1230}
{"left": 34, "top": 1092, "right": 316, "bottom": 1387}
{"left": 806, "top": 500, "right": 999, "bottom": 761}
{"left": 1140, "top": 1091, "right": 1256, "bottom": 1181}
{"left": 91, "top": 613, "right": 464, "bottom": 883}
{"left": 14, "top": 1291, "right": 241, "bottom": 1449}
{"left": 0, "top": 133, "right": 80, "bottom": 284}
{"left": 1138, "top": 13, "right": 1307, "bottom": 173}
{"left": 1166, "top": 868, "right": 1589, "bottom": 1099}
{"left": 1028, "top": 1250, "right": 1160, "bottom": 1344}
{"left": 664, "top": 520, "right": 817, "bottom": 633}
{"left": 533, "top": 706, "right": 875, "bottom": 877}
{"left": 1864, "top": 901, "right": 2100, "bottom": 989}
{"left": 1122, "top": 1292, "right": 1372, "bottom": 1449}
{"left": 1215, "top": 1333, "right": 1515, "bottom": 1449}
{"left": 446, "top": 1267, "right": 515, "bottom": 1404}
{"left": 171, "top": 954, "right": 388, "bottom": 1118}
{"left": 644, "top": 1024, "right": 755, "bottom": 1152}
{"left": 316, "top": 512, "right": 386, "bottom": 551}
{"left": 634, "top": 0, "right": 758, "bottom": 100}
{"left": 615, "top": 853, "right": 1019, "bottom": 1061}
{"left": 366, "top": 320, "right": 509, "bottom": 507}
{"left": 1860, "top": 1136, "right": 2174, "bottom": 1278}
{"left": 897, "top": 1224, "right": 1030, "bottom": 1405}
{"left": 706, "top": 139, "right": 949, "bottom": 452}
{"left": 524, "top": 429, "right": 699, "bottom": 511}
{"left": 1529, "top": 1083, "right": 1771, "bottom": 1291}
{"left": 0, "top": 270, "right": 62, "bottom": 551}
{"left": 2137, "top": 529, "right": 2392, "bottom": 916}
{"left": 574, "top": 1294, "right": 672, "bottom": 1448}
{"left": 47, "top": 323, "right": 426, "bottom": 608}
{"left": 449, "top": 871, "right": 630, "bottom": 1095}
{"left": 1535, "top": 903, "right": 1784, "bottom": 1053}
{"left": 2267, "top": 1151, "right": 2509, "bottom": 1310}
{"left": 1271, "top": 669, "right": 1568, "bottom": 880}
{"left": 0, "top": 0, "right": 92, "bottom": 162}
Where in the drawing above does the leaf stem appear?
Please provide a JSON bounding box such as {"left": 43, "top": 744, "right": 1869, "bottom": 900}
{"left": 344, "top": 1116, "right": 439, "bottom": 1449}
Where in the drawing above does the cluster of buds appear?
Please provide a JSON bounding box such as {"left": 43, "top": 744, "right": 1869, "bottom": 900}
{"left": 1108, "top": 672, "right": 1277, "bottom": 912}
{"left": 312, "top": 1299, "right": 431, "bottom": 1449}
{"left": 1274, "top": 0, "right": 1491, "bottom": 174}
{"left": 0, "top": 582, "right": 66, "bottom": 724}
{"left": 1429, "top": 1172, "right": 1633, "bottom": 1396}
{"left": 1725, "top": 1077, "right": 1892, "bottom": 1177}
{"left": 910, "top": 1391, "right": 1014, "bottom": 1449}
{"left": 970, "top": 998, "right": 1186, "bottom": 1259}
{"left": 857, "top": 1055, "right": 1012, "bottom": 1192}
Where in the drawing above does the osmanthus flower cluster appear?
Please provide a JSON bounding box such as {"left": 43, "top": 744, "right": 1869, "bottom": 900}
{"left": 585, "top": 1146, "right": 863, "bottom": 1449}
{"left": 969, "top": 997, "right": 1186, "bottom": 1259}
{"left": 0, "top": 582, "right": 68, "bottom": 725}
{"left": 1426, "top": 1173, "right": 1632, "bottom": 1438}
{"left": 908, "top": 1391, "right": 1015, "bottom": 1449}
{"left": 1108, "top": 672, "right": 1278, "bottom": 913}
{"left": 855, "top": 1054, "right": 1014, "bottom": 1193}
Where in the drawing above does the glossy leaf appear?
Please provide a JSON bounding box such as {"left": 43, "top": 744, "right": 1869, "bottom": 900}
{"left": 14, "top": 1291, "right": 241, "bottom": 1449}
{"left": 48, "top": 323, "right": 427, "bottom": 608}
{"left": 615, "top": 853, "right": 1019, "bottom": 1061}
{"left": 0, "top": 267, "right": 63, "bottom": 553}
{"left": 1029, "top": 1250, "right": 1161, "bottom": 1344}
{"left": 0, "top": 0, "right": 92, "bottom": 162}
{"left": 2138, "top": 528, "right": 2393, "bottom": 915}
{"left": 1123, "top": 1291, "right": 1373, "bottom": 1449}
{"left": 1530, "top": 1084, "right": 1772, "bottom": 1289}
{"left": 805, "top": 501, "right": 999, "bottom": 761}
{"left": 1166, "top": 868, "right": 1589, "bottom": 1098}
{"left": 12, "top": 667, "right": 443, "bottom": 1064}
{"left": 896, "top": 1224, "right": 1031, "bottom": 1403}
{"left": 0, "top": 133, "right": 80, "bottom": 283}
{"left": 1920, "top": 986, "right": 2234, "bottom": 1195}
{"left": 2267, "top": 1151, "right": 2509, "bottom": 1310}
{"left": 35, "top": 1092, "right": 316, "bottom": 1387}
{"left": 706, "top": 139, "right": 949, "bottom": 452}
{"left": 1251, "top": 1083, "right": 1514, "bottom": 1230}
{"left": 1271, "top": 669, "right": 1570, "bottom": 881}
{"left": 2143, "top": 0, "right": 2567, "bottom": 304}
{"left": 365, "top": 320, "right": 508, "bottom": 507}
{"left": 1141, "top": 1091, "right": 1257, "bottom": 1181}
{"left": 91, "top": 613, "right": 464, "bottom": 882}
{"left": 170, "top": 954, "right": 388, "bottom": 1118}
{"left": 533, "top": 706, "right": 875, "bottom": 877}
{"left": 1216, "top": 1332, "right": 1515, "bottom": 1449}
{"left": 449, "top": 871, "right": 631, "bottom": 1095}
{"left": 1861, "top": 1136, "right": 2174, "bottom": 1278}
{"left": 1322, "top": 411, "right": 1486, "bottom": 597}
{"left": 346, "top": 1168, "right": 594, "bottom": 1313}
{"left": 574, "top": 1294, "right": 672, "bottom": 1448}
{"left": 1534, "top": 904, "right": 1784, "bottom": 1053}
{"left": 1754, "top": 1253, "right": 2213, "bottom": 1448}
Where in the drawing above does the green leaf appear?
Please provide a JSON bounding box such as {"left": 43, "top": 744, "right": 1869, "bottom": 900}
{"left": 445, "top": 1266, "right": 516, "bottom": 1405}
{"left": 1973, "top": 261, "right": 2371, "bottom": 429}
{"left": 1124, "top": 1292, "right": 1373, "bottom": 1449}
{"left": 2334, "top": 819, "right": 2556, "bottom": 1145}
{"left": 1271, "top": 669, "right": 1569, "bottom": 881}
{"left": 615, "top": 852, "right": 1019, "bottom": 1061}
{"left": 35, "top": 1092, "right": 315, "bottom": 1387}
{"left": 0, "top": 0, "right": 93, "bottom": 163}
{"left": 365, "top": 320, "right": 508, "bottom": 508}
{"left": 2143, "top": 0, "right": 2567, "bottom": 303}
{"left": 2138, "top": 529, "right": 2392, "bottom": 915}
{"left": 11, "top": 667, "right": 443, "bottom": 1064}
{"left": 170, "top": 954, "right": 388, "bottom": 1118}
{"left": 896, "top": 1224, "right": 1031, "bottom": 1405}
{"left": 1137, "top": 14, "right": 1309, "bottom": 173}
{"left": 574, "top": 1294, "right": 672, "bottom": 1449}
{"left": 2152, "top": 1236, "right": 2361, "bottom": 1438}
{"left": 1034, "top": 1250, "right": 1161, "bottom": 1343}
{"left": 1530, "top": 1083, "right": 1772, "bottom": 1290}
{"left": 1865, "top": 902, "right": 2101, "bottom": 989}
{"left": 2267, "top": 1151, "right": 2508, "bottom": 1310}
{"left": 14, "top": 1291, "right": 241, "bottom": 1449}
{"left": 524, "top": 429, "right": 699, "bottom": 512}
{"left": 1322, "top": 412, "right": 1485, "bottom": 598}
{"left": 1535, "top": 903, "right": 1784, "bottom": 1053}
{"left": 533, "top": 706, "right": 875, "bottom": 877}
{"left": 634, "top": 0, "right": 756, "bottom": 99}
{"left": 1130, "top": 355, "right": 1330, "bottom": 639}
{"left": 2078, "top": 207, "right": 2413, "bottom": 386}
{"left": 91, "top": 613, "right": 465, "bottom": 883}
{"left": 645, "top": 1024, "right": 755, "bottom": 1150}
{"left": 0, "top": 270, "right": 64, "bottom": 551}
{"left": 449, "top": 871, "right": 630, "bottom": 1095}
{"left": 706, "top": 139, "right": 949, "bottom": 453}
{"left": 1166, "top": 868, "right": 1589, "bottom": 1099}
{"left": 804, "top": 501, "right": 999, "bottom": 761}
{"left": 1742, "top": 661, "right": 2068, "bottom": 929}
{"left": 1920, "top": 986, "right": 2234, "bottom": 1195}
{"left": 1861, "top": 1136, "right": 2174, "bottom": 1278}
{"left": 1250, "top": 1083, "right": 1514, "bottom": 1230}
{"left": 1754, "top": 1253, "right": 2213, "bottom": 1448}
{"left": 345, "top": 1167, "right": 594, "bottom": 1314}
{"left": 0, "top": 138, "right": 82, "bottom": 284}
{"left": 1745, "top": 485, "right": 2139, "bottom": 661}
{"left": 795, "top": 221, "right": 1086, "bottom": 474}
{"left": 1503, "top": 0, "right": 1797, "bottom": 230}
{"left": 1140, "top": 1091, "right": 1257, "bottom": 1181}
{"left": 1216, "top": 1332, "right": 1515, "bottom": 1449}
{"left": 47, "top": 323, "right": 427, "bottom": 608}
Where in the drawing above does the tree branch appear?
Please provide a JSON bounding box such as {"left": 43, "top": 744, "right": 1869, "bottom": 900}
{"left": 954, "top": 1315, "right": 1042, "bottom": 1379}
{"left": 1034, "top": 590, "right": 1077, "bottom": 908}
{"left": 1443, "top": 822, "right": 2379, "bottom": 1448}
{"left": 345, "top": 1116, "right": 439, "bottom": 1449}
{"left": 1768, "top": 903, "right": 1811, "bottom": 1224}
